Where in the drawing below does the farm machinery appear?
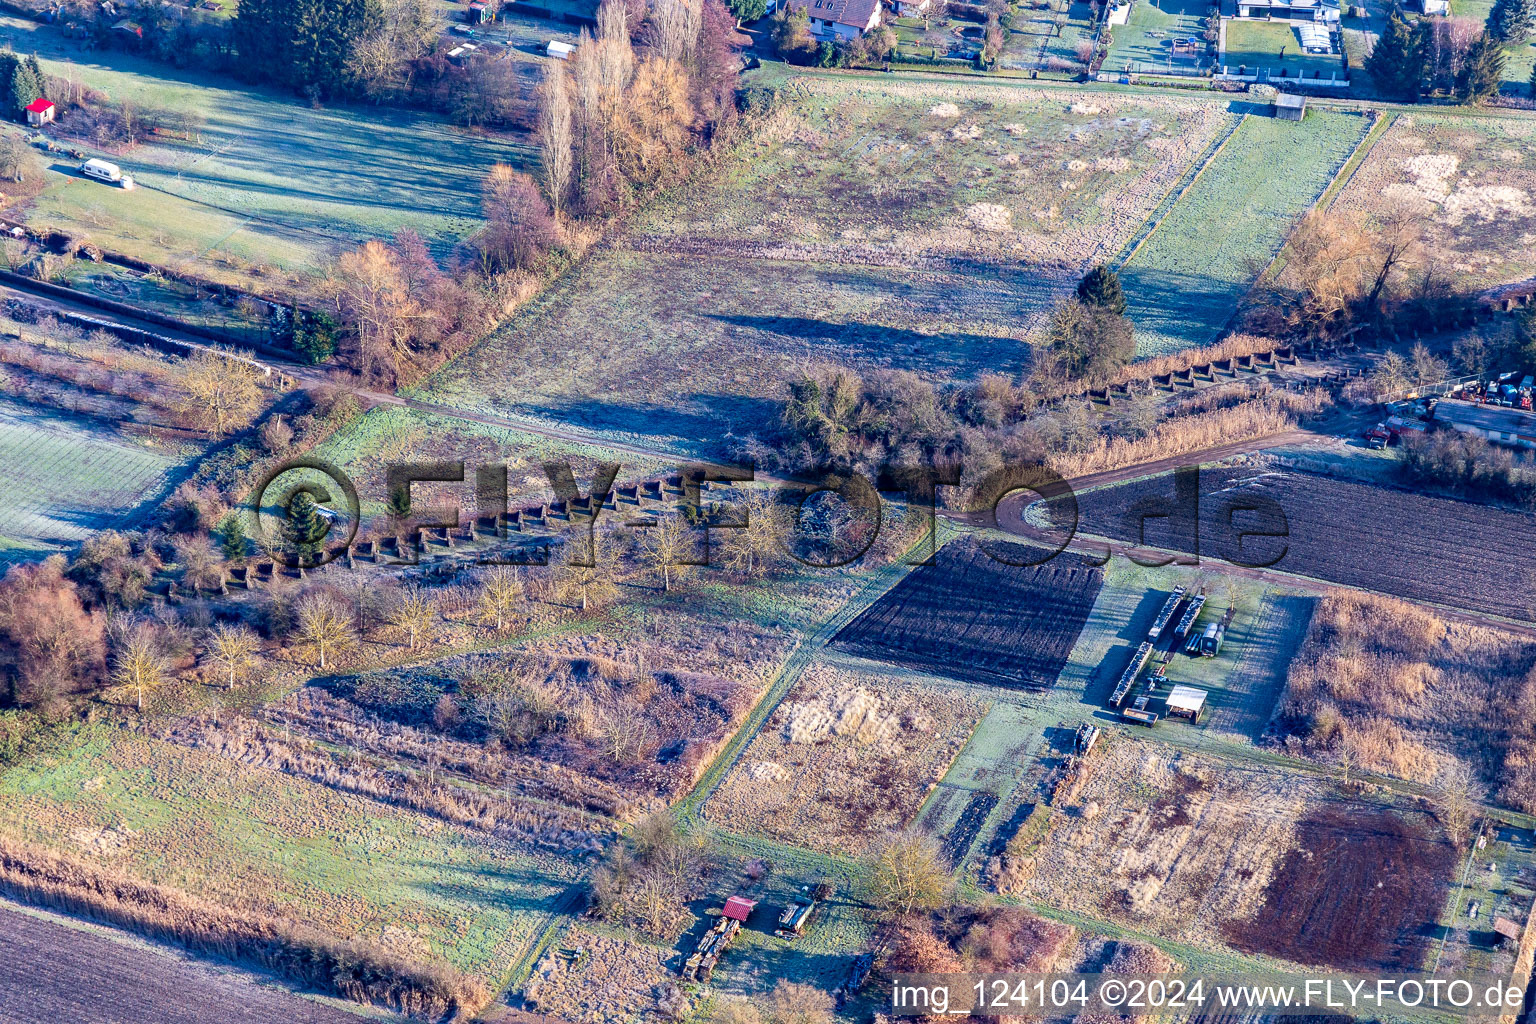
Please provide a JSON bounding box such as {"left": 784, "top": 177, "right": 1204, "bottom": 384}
{"left": 777, "top": 885, "right": 831, "bottom": 939}
{"left": 1050, "top": 722, "right": 1104, "bottom": 804}
{"left": 682, "top": 896, "right": 755, "bottom": 982}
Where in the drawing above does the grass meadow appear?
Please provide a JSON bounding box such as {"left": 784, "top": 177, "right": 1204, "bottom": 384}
{"left": 0, "top": 725, "right": 580, "bottom": 985}
{"left": 0, "top": 398, "right": 181, "bottom": 561}
{"left": 0, "top": 15, "right": 532, "bottom": 286}
{"left": 313, "top": 405, "right": 673, "bottom": 527}
{"left": 1120, "top": 108, "right": 1370, "bottom": 355}
{"left": 418, "top": 76, "right": 1232, "bottom": 447}
{"left": 1331, "top": 112, "right": 1536, "bottom": 293}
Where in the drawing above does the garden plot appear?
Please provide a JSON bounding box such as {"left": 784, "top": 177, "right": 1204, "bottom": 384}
{"left": 1331, "top": 113, "right": 1536, "bottom": 293}
{"left": 0, "top": 727, "right": 580, "bottom": 986}
{"left": 706, "top": 662, "right": 986, "bottom": 855}
{"left": 999, "top": 1, "right": 1098, "bottom": 72}
{"left": 1023, "top": 738, "right": 1460, "bottom": 970}
{"left": 416, "top": 79, "right": 1228, "bottom": 443}
{"left": 1078, "top": 465, "right": 1536, "bottom": 620}
{"left": 1120, "top": 109, "right": 1369, "bottom": 355}
{"left": 1220, "top": 20, "right": 1346, "bottom": 78}
{"left": 0, "top": 398, "right": 179, "bottom": 559}
{"left": 831, "top": 537, "right": 1104, "bottom": 689}
{"left": 524, "top": 925, "right": 678, "bottom": 1024}
{"left": 1103, "top": 0, "right": 1214, "bottom": 75}
{"left": 1, "top": 15, "right": 528, "bottom": 286}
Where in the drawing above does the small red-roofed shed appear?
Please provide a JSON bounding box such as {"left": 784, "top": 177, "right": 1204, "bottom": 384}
{"left": 722, "top": 896, "right": 756, "bottom": 922}
{"left": 24, "top": 98, "right": 55, "bottom": 126}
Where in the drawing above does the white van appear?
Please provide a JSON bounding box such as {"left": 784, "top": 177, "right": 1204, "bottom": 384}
{"left": 80, "top": 158, "right": 124, "bottom": 184}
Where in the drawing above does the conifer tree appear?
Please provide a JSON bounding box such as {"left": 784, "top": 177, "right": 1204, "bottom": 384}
{"left": 1076, "top": 264, "right": 1128, "bottom": 316}
{"left": 1487, "top": 0, "right": 1535, "bottom": 43}
{"left": 1366, "top": 5, "right": 1424, "bottom": 101}
{"left": 285, "top": 491, "right": 329, "bottom": 565}
{"left": 1457, "top": 32, "right": 1507, "bottom": 103}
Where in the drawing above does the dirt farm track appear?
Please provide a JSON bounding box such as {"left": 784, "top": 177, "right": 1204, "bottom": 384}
{"left": 0, "top": 905, "right": 371, "bottom": 1024}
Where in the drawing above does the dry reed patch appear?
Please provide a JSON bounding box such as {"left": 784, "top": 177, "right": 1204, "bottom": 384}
{"left": 1278, "top": 592, "right": 1536, "bottom": 793}
{"left": 707, "top": 665, "right": 985, "bottom": 854}
{"left": 1048, "top": 389, "right": 1328, "bottom": 480}
{"left": 1022, "top": 739, "right": 1316, "bottom": 952}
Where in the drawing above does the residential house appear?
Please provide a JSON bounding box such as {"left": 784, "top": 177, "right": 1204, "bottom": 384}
{"left": 889, "top": 0, "right": 930, "bottom": 15}
{"left": 1234, "top": 0, "right": 1340, "bottom": 21}
{"left": 786, "top": 0, "right": 882, "bottom": 39}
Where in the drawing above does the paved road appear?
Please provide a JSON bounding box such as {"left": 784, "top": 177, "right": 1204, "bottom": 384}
{"left": 0, "top": 905, "right": 382, "bottom": 1024}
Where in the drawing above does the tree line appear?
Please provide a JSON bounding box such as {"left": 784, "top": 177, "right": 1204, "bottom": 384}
{"left": 1366, "top": 0, "right": 1531, "bottom": 103}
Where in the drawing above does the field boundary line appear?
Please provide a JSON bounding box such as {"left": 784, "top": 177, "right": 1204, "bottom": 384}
{"left": 493, "top": 884, "right": 589, "bottom": 1006}
{"left": 1320, "top": 110, "right": 1394, "bottom": 210}
{"left": 1112, "top": 112, "right": 1248, "bottom": 272}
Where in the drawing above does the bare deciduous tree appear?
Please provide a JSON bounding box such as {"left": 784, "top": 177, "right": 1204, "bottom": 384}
{"left": 635, "top": 514, "right": 695, "bottom": 592}
{"left": 296, "top": 594, "right": 356, "bottom": 669}
{"left": 767, "top": 982, "right": 836, "bottom": 1024}
{"left": 203, "top": 622, "right": 260, "bottom": 689}
{"left": 477, "top": 566, "right": 524, "bottom": 630}
{"left": 722, "top": 490, "right": 785, "bottom": 577}
{"left": 175, "top": 350, "right": 264, "bottom": 438}
{"left": 866, "top": 832, "right": 950, "bottom": 917}
{"left": 596, "top": 698, "right": 654, "bottom": 763}
{"left": 1437, "top": 762, "right": 1477, "bottom": 848}
{"left": 556, "top": 539, "right": 620, "bottom": 611}
{"left": 388, "top": 586, "right": 437, "bottom": 651}
{"left": 538, "top": 63, "right": 575, "bottom": 222}
{"left": 113, "top": 624, "right": 167, "bottom": 712}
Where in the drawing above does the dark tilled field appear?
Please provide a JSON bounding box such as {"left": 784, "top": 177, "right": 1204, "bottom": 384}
{"left": 0, "top": 906, "right": 369, "bottom": 1024}
{"left": 832, "top": 538, "right": 1104, "bottom": 688}
{"left": 1077, "top": 468, "right": 1536, "bottom": 620}
{"left": 1223, "top": 806, "right": 1456, "bottom": 970}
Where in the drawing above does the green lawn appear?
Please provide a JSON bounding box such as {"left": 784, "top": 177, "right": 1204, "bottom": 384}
{"left": 0, "top": 398, "right": 181, "bottom": 561}
{"left": 1104, "top": 0, "right": 1214, "bottom": 73}
{"left": 1221, "top": 18, "right": 1348, "bottom": 79}
{"left": 1120, "top": 109, "right": 1370, "bottom": 355}
{"left": 0, "top": 15, "right": 533, "bottom": 285}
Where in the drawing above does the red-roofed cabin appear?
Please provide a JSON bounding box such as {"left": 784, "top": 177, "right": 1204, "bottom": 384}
{"left": 24, "top": 98, "right": 55, "bottom": 127}
{"left": 721, "top": 896, "right": 756, "bottom": 922}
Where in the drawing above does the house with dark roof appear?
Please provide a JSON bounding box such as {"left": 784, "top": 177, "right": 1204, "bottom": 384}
{"left": 1235, "top": 0, "right": 1339, "bottom": 21}
{"left": 786, "top": 0, "right": 882, "bottom": 39}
